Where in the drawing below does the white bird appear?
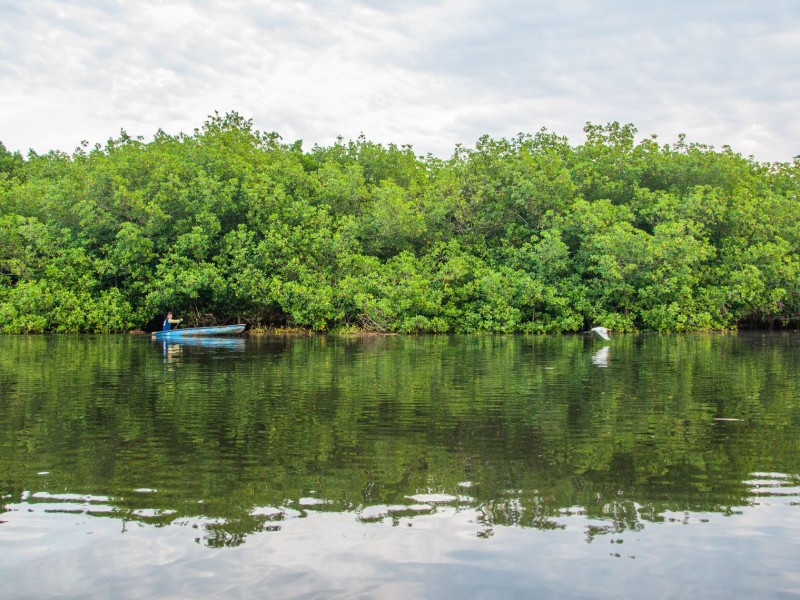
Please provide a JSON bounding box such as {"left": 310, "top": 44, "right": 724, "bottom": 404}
{"left": 590, "top": 326, "right": 611, "bottom": 341}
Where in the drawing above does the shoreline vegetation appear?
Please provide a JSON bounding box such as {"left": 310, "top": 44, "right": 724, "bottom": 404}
{"left": 1, "top": 112, "right": 798, "bottom": 334}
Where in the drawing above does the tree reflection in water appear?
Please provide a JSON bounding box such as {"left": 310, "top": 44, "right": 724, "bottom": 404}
{"left": 1, "top": 333, "right": 799, "bottom": 550}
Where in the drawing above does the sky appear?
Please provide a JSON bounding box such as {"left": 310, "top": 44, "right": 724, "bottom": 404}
{"left": 1, "top": 0, "right": 798, "bottom": 163}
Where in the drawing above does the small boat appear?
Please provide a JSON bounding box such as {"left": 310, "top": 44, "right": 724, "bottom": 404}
{"left": 151, "top": 324, "right": 246, "bottom": 339}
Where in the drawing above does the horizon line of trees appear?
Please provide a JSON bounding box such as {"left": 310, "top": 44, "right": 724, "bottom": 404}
{"left": 1, "top": 112, "right": 798, "bottom": 334}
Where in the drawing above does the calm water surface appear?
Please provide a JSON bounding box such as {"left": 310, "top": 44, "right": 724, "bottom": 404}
{"left": 1, "top": 333, "right": 799, "bottom": 598}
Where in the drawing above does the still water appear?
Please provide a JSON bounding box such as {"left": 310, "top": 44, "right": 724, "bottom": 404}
{"left": 1, "top": 333, "right": 799, "bottom": 598}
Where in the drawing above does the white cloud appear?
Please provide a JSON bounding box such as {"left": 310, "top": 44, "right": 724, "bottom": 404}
{"left": 0, "top": 0, "right": 798, "bottom": 162}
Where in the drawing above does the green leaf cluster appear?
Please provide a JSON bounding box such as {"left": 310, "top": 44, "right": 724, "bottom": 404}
{"left": 1, "top": 115, "right": 798, "bottom": 332}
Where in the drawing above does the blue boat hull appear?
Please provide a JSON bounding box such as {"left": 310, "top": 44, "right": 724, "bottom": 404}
{"left": 151, "top": 325, "right": 246, "bottom": 339}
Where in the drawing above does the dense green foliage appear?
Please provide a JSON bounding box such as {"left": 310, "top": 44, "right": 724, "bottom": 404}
{"left": 1, "top": 114, "right": 798, "bottom": 333}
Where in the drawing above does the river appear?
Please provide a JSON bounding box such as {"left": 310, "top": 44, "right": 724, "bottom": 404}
{"left": 1, "top": 333, "right": 798, "bottom": 598}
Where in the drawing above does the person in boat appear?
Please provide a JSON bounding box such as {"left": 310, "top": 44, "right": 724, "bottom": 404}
{"left": 162, "top": 312, "right": 183, "bottom": 331}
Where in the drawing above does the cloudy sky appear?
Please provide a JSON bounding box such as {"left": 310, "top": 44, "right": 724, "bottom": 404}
{"left": 1, "top": 0, "right": 798, "bottom": 162}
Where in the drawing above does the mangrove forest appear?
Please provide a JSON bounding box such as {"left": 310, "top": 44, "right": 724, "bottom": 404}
{"left": 0, "top": 113, "right": 798, "bottom": 333}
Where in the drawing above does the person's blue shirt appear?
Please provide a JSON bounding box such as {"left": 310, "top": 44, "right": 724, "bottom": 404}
{"left": 162, "top": 313, "right": 181, "bottom": 331}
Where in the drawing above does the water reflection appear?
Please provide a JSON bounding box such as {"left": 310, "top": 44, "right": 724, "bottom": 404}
{"left": 159, "top": 336, "right": 246, "bottom": 364}
{"left": 592, "top": 345, "right": 610, "bottom": 367}
{"left": 4, "top": 469, "right": 798, "bottom": 547}
{"left": 160, "top": 337, "right": 246, "bottom": 350}
{"left": 1, "top": 333, "right": 799, "bottom": 596}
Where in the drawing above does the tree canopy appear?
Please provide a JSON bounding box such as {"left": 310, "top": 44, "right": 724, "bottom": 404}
{"left": 1, "top": 113, "right": 798, "bottom": 333}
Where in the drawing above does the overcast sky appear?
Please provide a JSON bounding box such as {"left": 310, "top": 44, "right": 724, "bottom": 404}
{"left": 1, "top": 0, "right": 798, "bottom": 162}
